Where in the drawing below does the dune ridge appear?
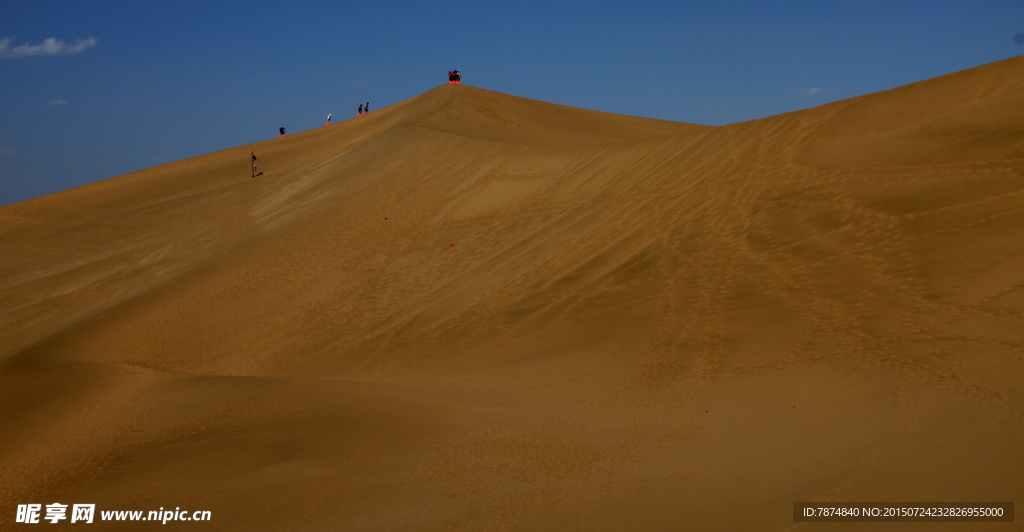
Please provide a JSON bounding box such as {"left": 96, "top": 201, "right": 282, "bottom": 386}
{"left": 2, "top": 56, "right": 1023, "bottom": 530}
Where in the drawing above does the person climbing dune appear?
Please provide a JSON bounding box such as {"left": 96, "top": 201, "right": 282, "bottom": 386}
{"left": 249, "top": 151, "right": 260, "bottom": 178}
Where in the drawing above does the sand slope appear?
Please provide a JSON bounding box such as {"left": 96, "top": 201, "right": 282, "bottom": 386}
{"left": 2, "top": 56, "right": 1023, "bottom": 530}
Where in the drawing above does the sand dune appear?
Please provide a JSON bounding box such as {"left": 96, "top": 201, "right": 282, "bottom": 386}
{"left": 2, "top": 56, "right": 1023, "bottom": 530}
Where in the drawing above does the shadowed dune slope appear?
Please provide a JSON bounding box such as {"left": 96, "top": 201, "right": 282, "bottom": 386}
{"left": 1, "top": 56, "right": 1023, "bottom": 530}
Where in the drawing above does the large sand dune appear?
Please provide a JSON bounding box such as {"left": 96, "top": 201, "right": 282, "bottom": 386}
{"left": 2, "top": 56, "right": 1023, "bottom": 530}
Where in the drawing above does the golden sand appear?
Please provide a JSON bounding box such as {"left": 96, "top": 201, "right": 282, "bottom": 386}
{"left": 2, "top": 56, "right": 1022, "bottom": 530}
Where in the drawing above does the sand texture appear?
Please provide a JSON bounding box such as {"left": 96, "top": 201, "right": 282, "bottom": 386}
{"left": 2, "top": 56, "right": 1023, "bottom": 530}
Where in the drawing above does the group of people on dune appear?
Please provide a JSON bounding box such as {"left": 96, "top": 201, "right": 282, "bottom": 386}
{"left": 258, "top": 71, "right": 465, "bottom": 177}
{"left": 322, "top": 101, "right": 370, "bottom": 127}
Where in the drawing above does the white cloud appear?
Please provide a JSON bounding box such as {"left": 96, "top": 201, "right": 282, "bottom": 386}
{"left": 0, "top": 36, "right": 98, "bottom": 59}
{"left": 799, "top": 87, "right": 832, "bottom": 97}
{"left": 47, "top": 99, "right": 68, "bottom": 106}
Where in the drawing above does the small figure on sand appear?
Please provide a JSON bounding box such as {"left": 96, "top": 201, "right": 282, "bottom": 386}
{"left": 358, "top": 103, "right": 364, "bottom": 117}
{"left": 279, "top": 126, "right": 286, "bottom": 137}
{"left": 325, "top": 113, "right": 332, "bottom": 126}
{"left": 447, "top": 70, "right": 461, "bottom": 84}
{"left": 249, "top": 151, "right": 260, "bottom": 178}
{"left": 364, "top": 102, "right": 370, "bottom": 114}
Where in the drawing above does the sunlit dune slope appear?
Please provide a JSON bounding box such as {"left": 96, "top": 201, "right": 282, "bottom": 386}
{"left": 1, "top": 56, "right": 1022, "bottom": 530}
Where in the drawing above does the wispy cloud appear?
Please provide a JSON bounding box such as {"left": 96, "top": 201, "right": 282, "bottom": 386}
{"left": 799, "top": 87, "right": 832, "bottom": 97}
{"left": 0, "top": 37, "right": 98, "bottom": 59}
{"left": 47, "top": 99, "right": 68, "bottom": 106}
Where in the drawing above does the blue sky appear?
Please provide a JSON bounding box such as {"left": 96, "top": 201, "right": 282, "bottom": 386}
{"left": 1, "top": 0, "right": 1022, "bottom": 206}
